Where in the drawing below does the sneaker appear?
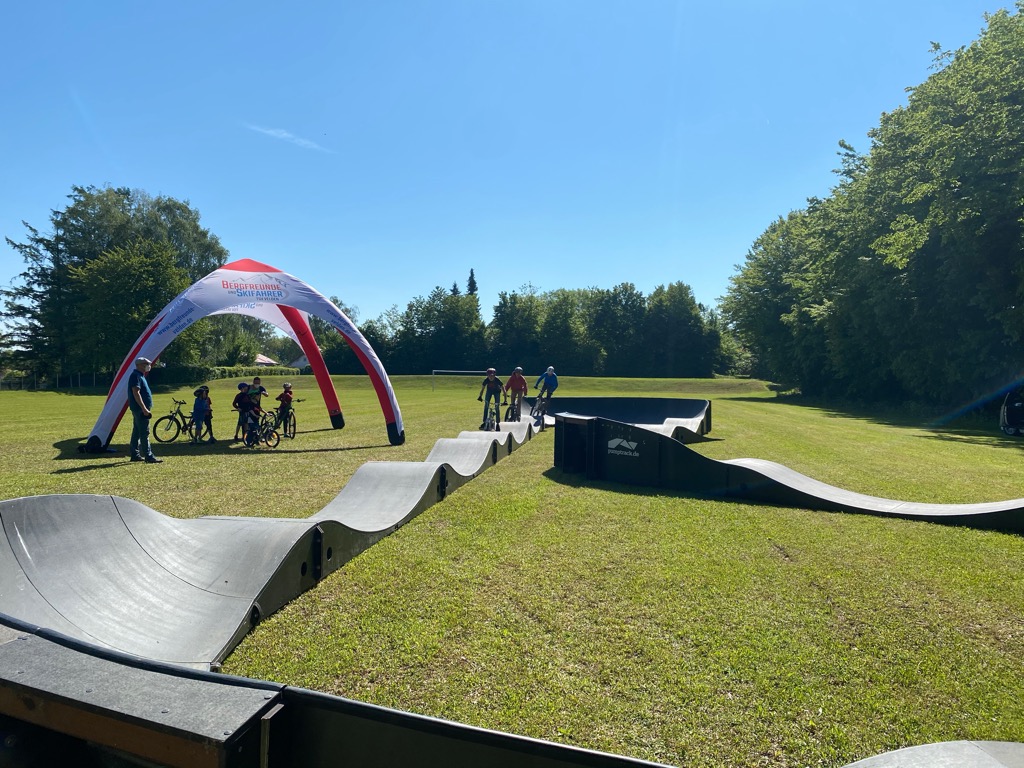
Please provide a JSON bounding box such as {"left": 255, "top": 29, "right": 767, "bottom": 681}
{"left": 130, "top": 455, "right": 143, "bottom": 462}
{"left": 144, "top": 456, "right": 163, "bottom": 464}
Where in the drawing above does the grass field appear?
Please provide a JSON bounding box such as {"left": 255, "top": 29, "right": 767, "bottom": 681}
{"left": 2, "top": 375, "right": 1023, "bottom": 767}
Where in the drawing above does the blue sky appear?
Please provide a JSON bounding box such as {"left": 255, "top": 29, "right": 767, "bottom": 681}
{"left": 1, "top": 1, "right": 1006, "bottom": 324}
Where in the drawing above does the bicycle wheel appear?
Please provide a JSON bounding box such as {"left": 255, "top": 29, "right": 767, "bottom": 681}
{"left": 285, "top": 411, "right": 296, "bottom": 439}
{"left": 262, "top": 429, "right": 280, "bottom": 448}
{"left": 259, "top": 411, "right": 276, "bottom": 432}
{"left": 186, "top": 419, "right": 210, "bottom": 442}
{"left": 504, "top": 404, "right": 515, "bottom": 422}
{"left": 152, "top": 415, "right": 181, "bottom": 442}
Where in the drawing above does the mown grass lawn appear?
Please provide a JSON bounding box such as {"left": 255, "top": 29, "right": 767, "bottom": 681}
{"left": 3, "top": 375, "right": 1023, "bottom": 767}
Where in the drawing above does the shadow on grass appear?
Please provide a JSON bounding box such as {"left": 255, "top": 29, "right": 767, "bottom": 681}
{"left": 52, "top": 436, "right": 392, "bottom": 462}
{"left": 52, "top": 461, "right": 127, "bottom": 474}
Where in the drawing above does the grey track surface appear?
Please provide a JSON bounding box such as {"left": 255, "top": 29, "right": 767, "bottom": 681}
{"left": 540, "top": 396, "right": 711, "bottom": 442}
{"left": 0, "top": 421, "right": 538, "bottom": 669}
{"left": 724, "top": 456, "right": 1024, "bottom": 528}
{"left": 550, "top": 402, "right": 1024, "bottom": 531}
{"left": 840, "top": 741, "right": 1024, "bottom": 767}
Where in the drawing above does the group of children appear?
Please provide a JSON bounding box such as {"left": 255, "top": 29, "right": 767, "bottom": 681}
{"left": 477, "top": 366, "right": 558, "bottom": 428}
{"left": 189, "top": 376, "right": 296, "bottom": 445}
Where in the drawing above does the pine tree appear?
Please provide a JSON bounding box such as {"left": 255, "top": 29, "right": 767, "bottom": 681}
{"left": 467, "top": 269, "right": 478, "bottom": 295}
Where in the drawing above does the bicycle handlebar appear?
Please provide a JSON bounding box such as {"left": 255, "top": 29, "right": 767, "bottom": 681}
{"left": 172, "top": 398, "right": 186, "bottom": 405}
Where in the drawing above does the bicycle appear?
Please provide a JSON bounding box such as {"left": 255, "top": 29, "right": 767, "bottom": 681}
{"left": 482, "top": 397, "right": 501, "bottom": 432}
{"left": 152, "top": 399, "right": 209, "bottom": 443}
{"left": 530, "top": 388, "right": 553, "bottom": 421}
{"left": 244, "top": 410, "right": 280, "bottom": 449}
{"left": 262, "top": 399, "right": 303, "bottom": 439}
{"left": 503, "top": 395, "right": 522, "bottom": 423}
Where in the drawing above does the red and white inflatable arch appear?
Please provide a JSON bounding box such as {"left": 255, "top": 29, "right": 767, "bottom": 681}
{"left": 84, "top": 258, "right": 404, "bottom": 451}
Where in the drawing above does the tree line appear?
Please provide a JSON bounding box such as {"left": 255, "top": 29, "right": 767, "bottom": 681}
{"left": 324, "top": 277, "right": 729, "bottom": 377}
{"left": 1, "top": 187, "right": 732, "bottom": 382}
{"left": 721, "top": 6, "right": 1024, "bottom": 407}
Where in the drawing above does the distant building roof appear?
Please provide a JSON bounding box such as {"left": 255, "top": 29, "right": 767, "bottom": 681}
{"left": 254, "top": 354, "right": 278, "bottom": 366}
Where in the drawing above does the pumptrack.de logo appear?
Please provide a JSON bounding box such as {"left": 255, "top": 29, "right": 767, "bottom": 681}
{"left": 607, "top": 438, "right": 639, "bottom": 457}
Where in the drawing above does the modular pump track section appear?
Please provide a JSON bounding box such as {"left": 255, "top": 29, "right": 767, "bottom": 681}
{"left": 553, "top": 401, "right": 1024, "bottom": 533}
{"left": 1, "top": 397, "right": 1022, "bottom": 767}
{"left": 0, "top": 420, "right": 544, "bottom": 669}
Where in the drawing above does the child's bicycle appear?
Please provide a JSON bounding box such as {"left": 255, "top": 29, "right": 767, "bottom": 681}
{"left": 152, "top": 398, "right": 209, "bottom": 442}
{"left": 262, "top": 399, "right": 304, "bottom": 439}
{"left": 480, "top": 397, "right": 501, "bottom": 432}
{"left": 503, "top": 396, "right": 523, "bottom": 423}
{"left": 244, "top": 410, "right": 280, "bottom": 449}
{"left": 530, "top": 389, "right": 553, "bottom": 421}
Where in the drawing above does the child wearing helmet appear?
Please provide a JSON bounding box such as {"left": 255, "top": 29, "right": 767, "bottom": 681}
{"left": 535, "top": 366, "right": 558, "bottom": 401}
{"left": 191, "top": 385, "right": 215, "bottom": 444}
{"left": 232, "top": 382, "right": 256, "bottom": 441}
{"left": 275, "top": 382, "right": 294, "bottom": 427}
{"left": 477, "top": 367, "right": 504, "bottom": 429}
{"left": 504, "top": 366, "right": 528, "bottom": 421}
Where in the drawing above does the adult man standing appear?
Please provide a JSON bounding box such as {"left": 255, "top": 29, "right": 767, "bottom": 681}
{"left": 128, "top": 357, "right": 162, "bottom": 463}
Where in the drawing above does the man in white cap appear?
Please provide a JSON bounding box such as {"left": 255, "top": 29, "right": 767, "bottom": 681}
{"left": 127, "top": 357, "right": 162, "bottom": 463}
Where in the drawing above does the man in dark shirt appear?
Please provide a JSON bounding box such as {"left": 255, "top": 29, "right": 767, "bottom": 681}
{"left": 127, "top": 357, "right": 162, "bottom": 463}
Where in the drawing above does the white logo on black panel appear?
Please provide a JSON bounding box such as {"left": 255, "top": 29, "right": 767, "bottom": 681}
{"left": 607, "top": 438, "right": 639, "bottom": 457}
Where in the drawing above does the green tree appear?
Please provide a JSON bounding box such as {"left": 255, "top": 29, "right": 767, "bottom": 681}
{"left": 68, "top": 239, "right": 194, "bottom": 371}
{"left": 588, "top": 283, "right": 646, "bottom": 376}
{"left": 388, "top": 284, "right": 486, "bottom": 373}
{"left": 202, "top": 316, "right": 274, "bottom": 367}
{"left": 2, "top": 185, "right": 228, "bottom": 375}
{"left": 537, "top": 289, "right": 603, "bottom": 374}
{"left": 644, "top": 282, "right": 719, "bottom": 377}
{"left": 488, "top": 286, "right": 545, "bottom": 373}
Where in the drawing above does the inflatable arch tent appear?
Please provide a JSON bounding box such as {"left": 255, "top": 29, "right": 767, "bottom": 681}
{"left": 84, "top": 258, "right": 405, "bottom": 451}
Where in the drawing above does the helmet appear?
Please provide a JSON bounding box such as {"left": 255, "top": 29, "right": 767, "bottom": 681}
{"left": 486, "top": 367, "right": 496, "bottom": 374}
{"left": 547, "top": 366, "right": 554, "bottom": 373}
{"left": 237, "top": 382, "right": 249, "bottom": 390}
{"left": 283, "top": 382, "right": 292, "bottom": 389}
{"left": 514, "top": 366, "right": 523, "bottom": 372}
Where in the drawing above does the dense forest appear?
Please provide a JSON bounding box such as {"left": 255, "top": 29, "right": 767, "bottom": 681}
{"left": 721, "top": 6, "right": 1024, "bottom": 405}
{"left": 3, "top": 6, "right": 1021, "bottom": 404}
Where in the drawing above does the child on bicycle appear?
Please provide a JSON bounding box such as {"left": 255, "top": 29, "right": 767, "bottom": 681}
{"left": 504, "top": 366, "right": 528, "bottom": 421}
{"left": 477, "top": 368, "right": 504, "bottom": 429}
{"left": 535, "top": 366, "right": 558, "bottom": 401}
{"left": 232, "top": 382, "right": 260, "bottom": 443}
{"left": 275, "top": 382, "right": 294, "bottom": 428}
